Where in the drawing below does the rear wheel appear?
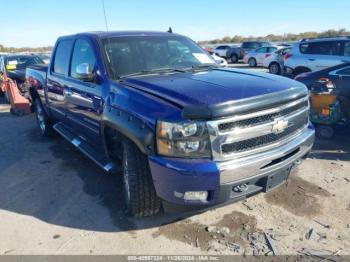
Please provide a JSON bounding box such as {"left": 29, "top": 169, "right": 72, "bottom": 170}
{"left": 230, "top": 54, "right": 238, "bottom": 63}
{"left": 34, "top": 98, "right": 54, "bottom": 137}
{"left": 269, "top": 62, "right": 281, "bottom": 74}
{"left": 248, "top": 58, "right": 257, "bottom": 67}
{"left": 122, "top": 139, "right": 161, "bottom": 217}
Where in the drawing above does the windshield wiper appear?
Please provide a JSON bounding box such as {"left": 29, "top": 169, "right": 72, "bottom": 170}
{"left": 120, "top": 67, "right": 187, "bottom": 79}
{"left": 192, "top": 64, "right": 218, "bottom": 71}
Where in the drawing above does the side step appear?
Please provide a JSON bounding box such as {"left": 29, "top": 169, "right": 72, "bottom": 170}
{"left": 53, "top": 122, "right": 119, "bottom": 174}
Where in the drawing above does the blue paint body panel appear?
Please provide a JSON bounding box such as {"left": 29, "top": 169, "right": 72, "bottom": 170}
{"left": 26, "top": 31, "right": 310, "bottom": 209}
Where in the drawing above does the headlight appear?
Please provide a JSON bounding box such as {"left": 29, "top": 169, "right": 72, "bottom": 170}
{"left": 156, "top": 120, "right": 211, "bottom": 158}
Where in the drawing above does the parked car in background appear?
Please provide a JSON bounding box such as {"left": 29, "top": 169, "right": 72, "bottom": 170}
{"left": 26, "top": 31, "right": 314, "bottom": 218}
{"left": 36, "top": 53, "right": 51, "bottom": 64}
{"left": 243, "top": 46, "right": 279, "bottom": 67}
{"left": 0, "top": 54, "right": 44, "bottom": 96}
{"left": 214, "top": 45, "right": 232, "bottom": 58}
{"left": 204, "top": 48, "right": 228, "bottom": 67}
{"left": 227, "top": 41, "right": 271, "bottom": 63}
{"left": 284, "top": 37, "right": 350, "bottom": 77}
{"left": 295, "top": 62, "right": 350, "bottom": 93}
{"left": 263, "top": 47, "right": 291, "bottom": 74}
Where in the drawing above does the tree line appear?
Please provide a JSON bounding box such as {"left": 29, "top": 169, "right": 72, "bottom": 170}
{"left": 0, "top": 44, "right": 52, "bottom": 53}
{"left": 198, "top": 28, "right": 350, "bottom": 45}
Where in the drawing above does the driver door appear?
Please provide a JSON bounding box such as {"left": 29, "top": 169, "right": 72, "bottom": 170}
{"left": 64, "top": 38, "right": 103, "bottom": 144}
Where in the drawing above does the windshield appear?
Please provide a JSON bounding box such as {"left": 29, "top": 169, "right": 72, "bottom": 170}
{"left": 102, "top": 35, "right": 216, "bottom": 79}
{"left": 6, "top": 56, "right": 44, "bottom": 70}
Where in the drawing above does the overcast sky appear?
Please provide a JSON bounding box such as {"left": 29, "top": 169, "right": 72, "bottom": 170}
{"left": 1, "top": 0, "right": 350, "bottom": 47}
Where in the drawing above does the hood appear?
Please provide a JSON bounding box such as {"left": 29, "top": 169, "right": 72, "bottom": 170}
{"left": 121, "top": 68, "right": 306, "bottom": 109}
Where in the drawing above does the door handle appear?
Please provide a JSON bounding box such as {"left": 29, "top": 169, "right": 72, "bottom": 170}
{"left": 64, "top": 89, "right": 73, "bottom": 97}
{"left": 308, "top": 59, "right": 316, "bottom": 61}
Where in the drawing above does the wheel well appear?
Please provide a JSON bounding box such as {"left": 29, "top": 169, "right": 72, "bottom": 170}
{"left": 104, "top": 125, "right": 124, "bottom": 164}
{"left": 294, "top": 66, "right": 311, "bottom": 74}
{"left": 29, "top": 87, "right": 39, "bottom": 101}
{"left": 269, "top": 61, "right": 279, "bottom": 67}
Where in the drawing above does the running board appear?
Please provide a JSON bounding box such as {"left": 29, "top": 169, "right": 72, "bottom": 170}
{"left": 53, "top": 122, "right": 118, "bottom": 174}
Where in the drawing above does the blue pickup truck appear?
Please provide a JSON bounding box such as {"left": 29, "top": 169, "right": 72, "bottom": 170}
{"left": 26, "top": 31, "right": 315, "bottom": 217}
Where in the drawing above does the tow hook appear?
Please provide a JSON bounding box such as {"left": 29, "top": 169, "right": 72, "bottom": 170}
{"left": 233, "top": 184, "right": 249, "bottom": 193}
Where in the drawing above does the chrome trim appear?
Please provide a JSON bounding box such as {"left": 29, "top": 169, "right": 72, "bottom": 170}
{"left": 219, "top": 127, "right": 314, "bottom": 184}
{"left": 207, "top": 95, "right": 310, "bottom": 161}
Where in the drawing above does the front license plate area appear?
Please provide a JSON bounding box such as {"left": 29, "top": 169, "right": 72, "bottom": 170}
{"left": 264, "top": 167, "right": 291, "bottom": 192}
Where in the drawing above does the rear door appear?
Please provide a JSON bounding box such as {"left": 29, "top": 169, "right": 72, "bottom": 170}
{"left": 47, "top": 39, "right": 74, "bottom": 120}
{"left": 300, "top": 41, "right": 346, "bottom": 71}
{"left": 255, "top": 47, "right": 268, "bottom": 65}
{"left": 64, "top": 37, "right": 103, "bottom": 143}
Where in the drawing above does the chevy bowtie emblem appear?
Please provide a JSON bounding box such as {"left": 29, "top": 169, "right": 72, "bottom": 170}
{"left": 272, "top": 118, "right": 289, "bottom": 134}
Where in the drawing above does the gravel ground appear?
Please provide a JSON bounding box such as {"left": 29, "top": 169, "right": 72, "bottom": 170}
{"left": 0, "top": 68, "right": 349, "bottom": 257}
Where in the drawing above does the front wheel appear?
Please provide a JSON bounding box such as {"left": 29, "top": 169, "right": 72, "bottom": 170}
{"left": 34, "top": 98, "right": 54, "bottom": 137}
{"left": 122, "top": 139, "right": 161, "bottom": 217}
{"left": 269, "top": 62, "right": 281, "bottom": 75}
{"left": 248, "top": 58, "right": 257, "bottom": 67}
{"left": 230, "top": 54, "right": 238, "bottom": 63}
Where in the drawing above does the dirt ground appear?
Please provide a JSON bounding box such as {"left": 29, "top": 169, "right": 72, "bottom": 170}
{"left": 0, "top": 86, "right": 349, "bottom": 257}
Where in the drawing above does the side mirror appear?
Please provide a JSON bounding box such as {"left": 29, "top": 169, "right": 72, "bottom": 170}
{"left": 76, "top": 63, "right": 95, "bottom": 82}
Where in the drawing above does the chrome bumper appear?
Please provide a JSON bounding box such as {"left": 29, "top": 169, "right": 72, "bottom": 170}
{"left": 218, "top": 127, "right": 315, "bottom": 184}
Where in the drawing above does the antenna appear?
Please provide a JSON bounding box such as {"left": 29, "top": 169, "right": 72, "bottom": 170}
{"left": 101, "top": 0, "right": 109, "bottom": 31}
{"left": 167, "top": 27, "right": 173, "bottom": 33}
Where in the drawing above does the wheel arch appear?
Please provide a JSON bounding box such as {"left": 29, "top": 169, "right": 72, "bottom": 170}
{"left": 101, "top": 106, "right": 156, "bottom": 161}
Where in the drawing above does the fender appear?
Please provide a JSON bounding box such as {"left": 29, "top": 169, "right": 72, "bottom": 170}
{"left": 101, "top": 103, "right": 156, "bottom": 157}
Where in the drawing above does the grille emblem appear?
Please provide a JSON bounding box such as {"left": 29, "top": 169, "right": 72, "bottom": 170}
{"left": 272, "top": 118, "right": 289, "bottom": 134}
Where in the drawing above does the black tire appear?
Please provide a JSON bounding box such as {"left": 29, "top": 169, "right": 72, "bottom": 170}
{"left": 230, "top": 54, "right": 238, "bottom": 63}
{"left": 294, "top": 67, "right": 311, "bottom": 77}
{"left": 316, "top": 125, "right": 334, "bottom": 139}
{"left": 122, "top": 139, "right": 161, "bottom": 217}
{"left": 269, "top": 62, "right": 281, "bottom": 75}
{"left": 34, "top": 98, "right": 54, "bottom": 137}
{"left": 248, "top": 58, "right": 257, "bottom": 67}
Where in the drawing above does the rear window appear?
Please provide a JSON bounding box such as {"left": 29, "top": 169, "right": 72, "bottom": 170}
{"left": 242, "top": 42, "right": 260, "bottom": 49}
{"left": 53, "top": 39, "right": 73, "bottom": 75}
{"left": 300, "top": 41, "right": 343, "bottom": 56}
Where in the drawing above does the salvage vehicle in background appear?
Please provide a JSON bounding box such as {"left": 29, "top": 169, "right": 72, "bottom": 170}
{"left": 263, "top": 47, "right": 291, "bottom": 75}
{"left": 284, "top": 36, "right": 350, "bottom": 77}
{"left": 26, "top": 31, "right": 314, "bottom": 218}
{"left": 295, "top": 62, "right": 350, "bottom": 138}
{"left": 0, "top": 54, "right": 44, "bottom": 98}
{"left": 214, "top": 45, "right": 232, "bottom": 58}
{"left": 243, "top": 46, "right": 279, "bottom": 67}
{"left": 227, "top": 41, "right": 271, "bottom": 63}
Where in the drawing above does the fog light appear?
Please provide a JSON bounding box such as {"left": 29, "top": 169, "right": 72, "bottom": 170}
{"left": 184, "top": 191, "right": 208, "bottom": 201}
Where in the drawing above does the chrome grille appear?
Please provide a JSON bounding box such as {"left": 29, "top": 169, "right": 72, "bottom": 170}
{"left": 207, "top": 95, "right": 310, "bottom": 161}
{"left": 221, "top": 113, "right": 308, "bottom": 154}
{"left": 218, "top": 100, "right": 308, "bottom": 131}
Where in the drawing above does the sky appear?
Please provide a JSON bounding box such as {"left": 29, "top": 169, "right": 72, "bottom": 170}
{"left": 1, "top": 0, "right": 350, "bottom": 47}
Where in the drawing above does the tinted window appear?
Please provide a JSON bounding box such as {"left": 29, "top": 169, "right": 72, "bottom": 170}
{"left": 268, "top": 47, "right": 277, "bottom": 52}
{"left": 242, "top": 42, "right": 260, "bottom": 49}
{"left": 103, "top": 35, "right": 215, "bottom": 79}
{"left": 70, "top": 39, "right": 96, "bottom": 79}
{"left": 337, "top": 67, "right": 350, "bottom": 75}
{"left": 256, "top": 47, "right": 268, "bottom": 53}
{"left": 5, "top": 56, "right": 43, "bottom": 70}
{"left": 53, "top": 40, "right": 73, "bottom": 75}
{"left": 216, "top": 45, "right": 229, "bottom": 50}
{"left": 300, "top": 41, "right": 343, "bottom": 55}
{"left": 344, "top": 42, "right": 350, "bottom": 56}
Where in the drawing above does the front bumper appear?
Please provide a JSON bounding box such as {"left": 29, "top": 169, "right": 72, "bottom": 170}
{"left": 148, "top": 126, "right": 315, "bottom": 213}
